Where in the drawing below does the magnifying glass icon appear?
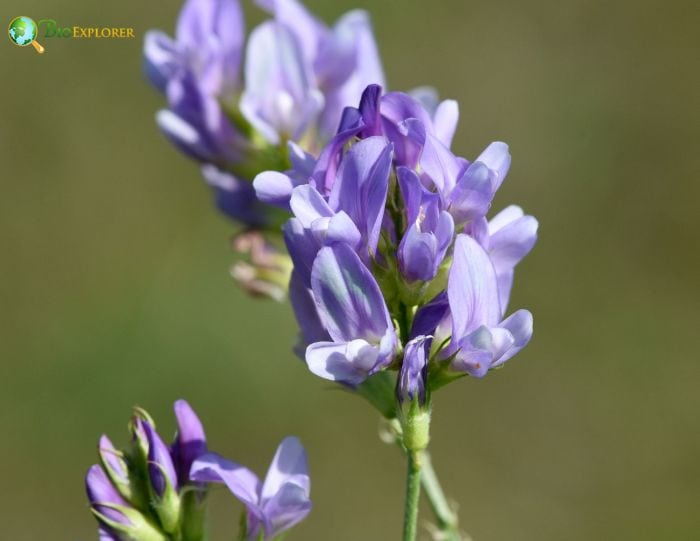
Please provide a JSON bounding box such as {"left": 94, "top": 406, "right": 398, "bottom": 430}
{"left": 8, "top": 16, "right": 45, "bottom": 54}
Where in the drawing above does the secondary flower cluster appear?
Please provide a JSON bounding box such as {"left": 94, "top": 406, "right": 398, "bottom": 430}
{"left": 85, "top": 400, "right": 311, "bottom": 541}
{"left": 144, "top": 0, "right": 384, "bottom": 229}
{"left": 253, "top": 84, "right": 538, "bottom": 399}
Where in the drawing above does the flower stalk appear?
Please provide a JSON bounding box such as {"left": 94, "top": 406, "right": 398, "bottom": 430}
{"left": 403, "top": 448, "right": 422, "bottom": 541}
{"left": 420, "top": 451, "right": 461, "bottom": 541}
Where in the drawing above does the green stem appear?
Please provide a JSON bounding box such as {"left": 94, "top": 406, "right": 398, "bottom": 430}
{"left": 402, "top": 450, "right": 422, "bottom": 541}
{"left": 420, "top": 451, "right": 461, "bottom": 540}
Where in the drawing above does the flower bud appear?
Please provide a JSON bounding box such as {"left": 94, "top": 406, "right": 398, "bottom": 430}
{"left": 142, "top": 421, "right": 181, "bottom": 533}
{"left": 98, "top": 435, "right": 134, "bottom": 503}
{"left": 171, "top": 399, "right": 207, "bottom": 484}
{"left": 398, "top": 336, "right": 432, "bottom": 452}
{"left": 129, "top": 407, "right": 155, "bottom": 458}
{"left": 85, "top": 464, "right": 131, "bottom": 530}
{"left": 397, "top": 336, "right": 430, "bottom": 406}
{"left": 86, "top": 465, "right": 167, "bottom": 541}
{"left": 171, "top": 400, "right": 208, "bottom": 540}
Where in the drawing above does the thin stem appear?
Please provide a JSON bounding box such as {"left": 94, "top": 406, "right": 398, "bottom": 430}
{"left": 397, "top": 301, "right": 411, "bottom": 344}
{"left": 420, "top": 451, "right": 461, "bottom": 540}
{"left": 402, "top": 450, "right": 422, "bottom": 541}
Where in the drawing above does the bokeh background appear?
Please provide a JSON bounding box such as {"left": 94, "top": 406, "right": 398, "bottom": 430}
{"left": 2, "top": 0, "right": 698, "bottom": 539}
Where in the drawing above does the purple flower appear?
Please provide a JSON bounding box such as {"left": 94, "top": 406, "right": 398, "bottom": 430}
{"left": 259, "top": 85, "right": 537, "bottom": 389}
{"left": 190, "top": 436, "right": 311, "bottom": 540}
{"left": 87, "top": 401, "right": 212, "bottom": 540}
{"left": 98, "top": 435, "right": 128, "bottom": 486}
{"left": 397, "top": 167, "right": 455, "bottom": 282}
{"left": 138, "top": 418, "right": 182, "bottom": 534}
{"left": 327, "top": 137, "right": 393, "bottom": 258}
{"left": 171, "top": 399, "right": 208, "bottom": 487}
{"left": 85, "top": 465, "right": 132, "bottom": 531}
{"left": 259, "top": 133, "right": 393, "bottom": 282}
{"left": 410, "top": 292, "right": 451, "bottom": 341}
{"left": 398, "top": 336, "right": 430, "bottom": 404}
{"left": 445, "top": 234, "right": 533, "bottom": 377}
{"left": 144, "top": 0, "right": 244, "bottom": 97}
{"left": 86, "top": 465, "right": 168, "bottom": 541}
{"left": 305, "top": 243, "right": 398, "bottom": 385}
{"left": 253, "top": 142, "right": 316, "bottom": 211}
{"left": 145, "top": 0, "right": 247, "bottom": 163}
{"left": 251, "top": 83, "right": 537, "bottom": 393}
{"left": 257, "top": 0, "right": 385, "bottom": 140}
{"left": 447, "top": 142, "right": 512, "bottom": 225}
{"left": 240, "top": 21, "right": 323, "bottom": 144}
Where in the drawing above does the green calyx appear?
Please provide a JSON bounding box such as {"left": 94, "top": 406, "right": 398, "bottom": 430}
{"left": 149, "top": 461, "right": 182, "bottom": 534}
{"left": 91, "top": 503, "right": 168, "bottom": 541}
{"left": 356, "top": 371, "right": 398, "bottom": 419}
{"left": 179, "top": 489, "right": 208, "bottom": 541}
{"left": 401, "top": 401, "right": 431, "bottom": 453}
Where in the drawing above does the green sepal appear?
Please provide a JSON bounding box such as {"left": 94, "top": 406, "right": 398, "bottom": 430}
{"left": 91, "top": 503, "right": 168, "bottom": 541}
{"left": 99, "top": 447, "right": 137, "bottom": 504}
{"left": 356, "top": 371, "right": 398, "bottom": 419}
{"left": 427, "top": 357, "right": 466, "bottom": 392}
{"left": 400, "top": 399, "right": 432, "bottom": 453}
{"left": 149, "top": 461, "right": 182, "bottom": 534}
{"left": 129, "top": 407, "right": 155, "bottom": 459}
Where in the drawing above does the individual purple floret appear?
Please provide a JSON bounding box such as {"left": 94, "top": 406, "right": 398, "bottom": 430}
{"left": 142, "top": 420, "right": 179, "bottom": 496}
{"left": 305, "top": 243, "right": 398, "bottom": 385}
{"left": 171, "top": 398, "right": 208, "bottom": 485}
{"left": 85, "top": 465, "right": 132, "bottom": 531}
{"left": 442, "top": 234, "right": 534, "bottom": 377}
{"left": 397, "top": 167, "right": 455, "bottom": 282}
{"left": 398, "top": 335, "right": 430, "bottom": 405}
{"left": 190, "top": 436, "right": 312, "bottom": 540}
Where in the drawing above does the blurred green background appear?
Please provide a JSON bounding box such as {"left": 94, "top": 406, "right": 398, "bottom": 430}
{"left": 1, "top": 0, "right": 698, "bottom": 539}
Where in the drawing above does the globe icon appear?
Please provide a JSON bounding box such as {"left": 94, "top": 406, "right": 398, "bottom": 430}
{"left": 8, "top": 16, "right": 45, "bottom": 53}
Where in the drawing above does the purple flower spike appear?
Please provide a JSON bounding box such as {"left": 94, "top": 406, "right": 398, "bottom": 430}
{"left": 86, "top": 465, "right": 132, "bottom": 529}
{"left": 142, "top": 421, "right": 179, "bottom": 496}
{"left": 446, "top": 234, "right": 533, "bottom": 377}
{"left": 171, "top": 400, "right": 207, "bottom": 486}
{"left": 398, "top": 336, "right": 430, "bottom": 404}
{"left": 190, "top": 436, "right": 311, "bottom": 540}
